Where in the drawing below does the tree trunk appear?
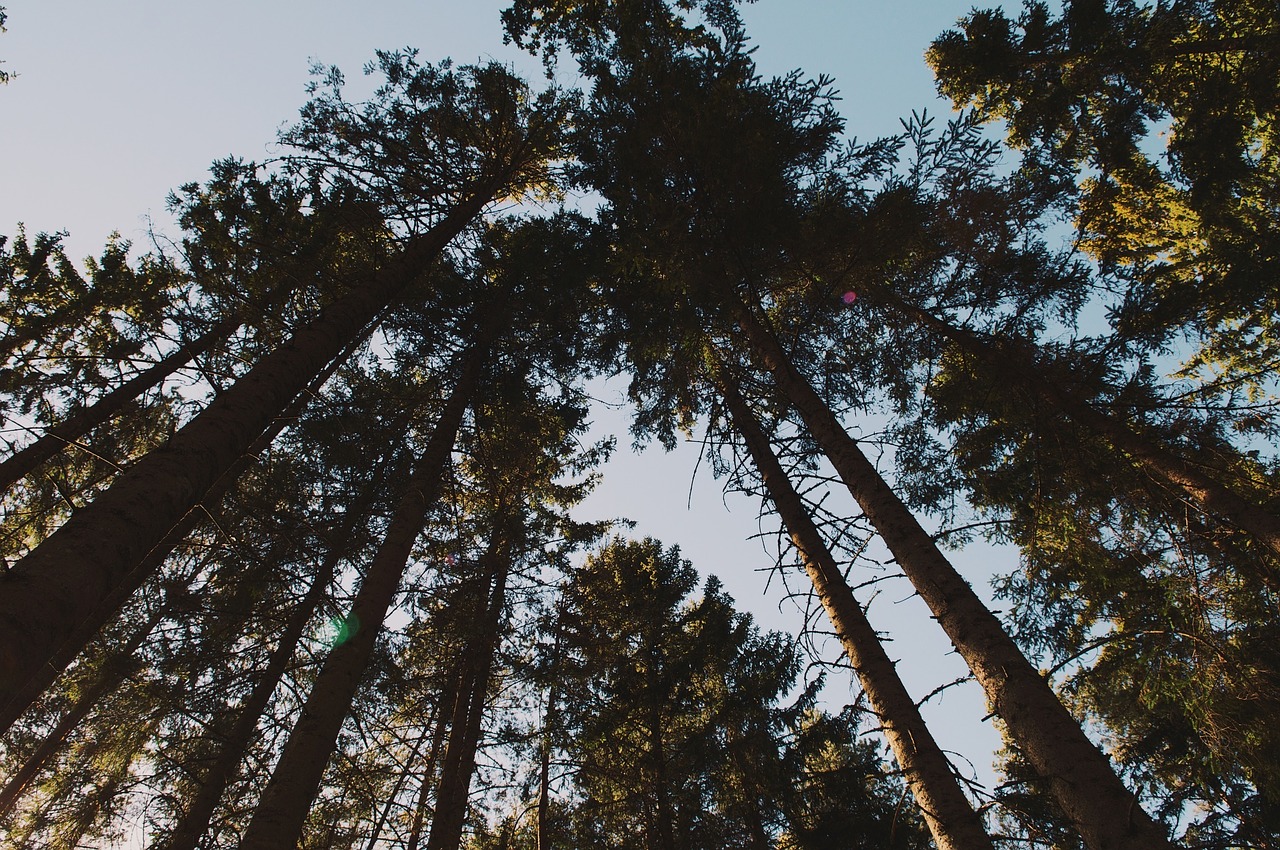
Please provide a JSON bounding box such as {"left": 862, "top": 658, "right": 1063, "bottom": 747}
{"left": 0, "top": 314, "right": 239, "bottom": 495}
{"left": 407, "top": 678, "right": 457, "bottom": 850}
{"left": 362, "top": 716, "right": 438, "bottom": 850}
{"left": 157, "top": 499, "right": 374, "bottom": 850}
{"left": 715, "top": 363, "right": 994, "bottom": 850}
{"left": 734, "top": 303, "right": 1175, "bottom": 850}
{"left": 536, "top": 667, "right": 558, "bottom": 850}
{"left": 0, "top": 187, "right": 495, "bottom": 715}
{"left": 237, "top": 327, "right": 493, "bottom": 850}
{"left": 425, "top": 531, "right": 514, "bottom": 850}
{"left": 0, "top": 598, "right": 167, "bottom": 818}
{"left": 884, "top": 290, "right": 1280, "bottom": 586}
{"left": 0, "top": 323, "right": 363, "bottom": 736}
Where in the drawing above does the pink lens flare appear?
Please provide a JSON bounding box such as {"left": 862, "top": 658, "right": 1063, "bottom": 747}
{"left": 841, "top": 291, "right": 857, "bottom": 304}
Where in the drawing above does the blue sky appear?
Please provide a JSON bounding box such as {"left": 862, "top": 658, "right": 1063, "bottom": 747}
{"left": 0, "top": 0, "right": 1023, "bottom": 800}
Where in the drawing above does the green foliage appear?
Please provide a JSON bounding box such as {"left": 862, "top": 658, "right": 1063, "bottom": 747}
{"left": 928, "top": 0, "right": 1280, "bottom": 405}
{"left": 552, "top": 538, "right": 797, "bottom": 850}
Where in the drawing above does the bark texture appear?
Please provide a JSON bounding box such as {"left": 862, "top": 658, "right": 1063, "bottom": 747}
{"left": 717, "top": 365, "right": 994, "bottom": 850}
{"left": 0, "top": 193, "right": 489, "bottom": 713}
{"left": 735, "top": 303, "right": 1175, "bottom": 850}
{"left": 0, "top": 325, "right": 361, "bottom": 735}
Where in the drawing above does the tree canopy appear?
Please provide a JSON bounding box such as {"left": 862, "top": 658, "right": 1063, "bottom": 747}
{"left": 1, "top": 1, "right": 1277, "bottom": 848}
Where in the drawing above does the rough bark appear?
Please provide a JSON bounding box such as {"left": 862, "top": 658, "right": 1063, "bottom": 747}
{"left": 0, "top": 324, "right": 361, "bottom": 736}
{"left": 716, "top": 365, "right": 994, "bottom": 850}
{"left": 734, "top": 303, "right": 1175, "bottom": 850}
{"left": 0, "top": 189, "right": 493, "bottom": 714}
{"left": 885, "top": 290, "right": 1280, "bottom": 585}
{"left": 425, "top": 534, "right": 513, "bottom": 850}
{"left": 237, "top": 330, "right": 492, "bottom": 850}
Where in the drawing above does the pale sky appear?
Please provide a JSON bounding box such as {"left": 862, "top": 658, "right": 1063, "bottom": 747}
{"left": 0, "top": 0, "right": 1022, "bottom": 805}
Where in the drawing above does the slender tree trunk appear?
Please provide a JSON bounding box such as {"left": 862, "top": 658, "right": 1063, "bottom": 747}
{"left": 0, "top": 323, "right": 362, "bottom": 736}
{"left": 0, "top": 187, "right": 497, "bottom": 715}
{"left": 238, "top": 328, "right": 494, "bottom": 850}
{"left": 734, "top": 303, "right": 1175, "bottom": 850}
{"left": 426, "top": 532, "right": 514, "bottom": 850}
{"left": 884, "top": 291, "right": 1280, "bottom": 584}
{"left": 0, "top": 314, "right": 239, "bottom": 494}
{"left": 716, "top": 364, "right": 994, "bottom": 850}
{"left": 363, "top": 717, "right": 437, "bottom": 850}
{"left": 0, "top": 599, "right": 167, "bottom": 818}
{"left": 407, "top": 678, "right": 458, "bottom": 850}
{"left": 536, "top": 665, "right": 559, "bottom": 850}
{"left": 157, "top": 500, "right": 374, "bottom": 850}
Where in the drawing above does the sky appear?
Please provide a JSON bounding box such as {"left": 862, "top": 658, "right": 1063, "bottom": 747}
{"left": 0, "top": 0, "right": 1025, "bottom": 807}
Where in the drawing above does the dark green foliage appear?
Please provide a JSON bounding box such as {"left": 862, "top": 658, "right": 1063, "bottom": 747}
{"left": 6, "top": 1, "right": 1279, "bottom": 848}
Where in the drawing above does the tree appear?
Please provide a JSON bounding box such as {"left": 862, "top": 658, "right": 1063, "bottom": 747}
{"left": 504, "top": 3, "right": 1173, "bottom": 846}
{"left": 555, "top": 539, "right": 776, "bottom": 850}
{"left": 0, "top": 56, "right": 569, "bottom": 717}
{"left": 238, "top": 313, "right": 498, "bottom": 849}
{"left": 928, "top": 0, "right": 1280, "bottom": 413}
{"left": 715, "top": 362, "right": 991, "bottom": 850}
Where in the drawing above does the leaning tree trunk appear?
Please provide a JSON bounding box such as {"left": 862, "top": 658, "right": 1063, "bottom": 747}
{"left": 536, "top": 641, "right": 560, "bottom": 850}
{"left": 406, "top": 671, "right": 460, "bottom": 850}
{"left": 733, "top": 302, "right": 1175, "bottom": 850}
{"left": 0, "top": 323, "right": 365, "bottom": 736}
{"left": 715, "top": 363, "right": 994, "bottom": 850}
{"left": 0, "top": 594, "right": 171, "bottom": 818}
{"left": 0, "top": 271, "right": 304, "bottom": 496}
{"left": 425, "top": 529, "right": 514, "bottom": 850}
{"left": 156, "top": 493, "right": 380, "bottom": 850}
{"left": 0, "top": 314, "right": 241, "bottom": 496}
{"left": 883, "top": 289, "right": 1280, "bottom": 586}
{"left": 0, "top": 184, "right": 500, "bottom": 714}
{"left": 237, "top": 325, "right": 495, "bottom": 850}
{"left": 362, "top": 716, "right": 438, "bottom": 850}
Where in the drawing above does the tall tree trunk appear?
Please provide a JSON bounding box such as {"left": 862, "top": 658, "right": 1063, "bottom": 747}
{"left": 362, "top": 716, "right": 437, "bottom": 850}
{"left": 715, "top": 363, "right": 994, "bottom": 850}
{"left": 884, "top": 290, "right": 1280, "bottom": 584}
{"left": 0, "top": 314, "right": 239, "bottom": 495}
{"left": 238, "top": 326, "right": 494, "bottom": 850}
{"left": 157, "top": 498, "right": 376, "bottom": 850}
{"left": 0, "top": 323, "right": 362, "bottom": 736}
{"left": 733, "top": 303, "right": 1175, "bottom": 850}
{"left": 0, "top": 186, "right": 496, "bottom": 714}
{"left": 426, "top": 530, "right": 514, "bottom": 850}
{"left": 407, "top": 676, "right": 458, "bottom": 850}
{"left": 536, "top": 661, "right": 559, "bottom": 850}
{"left": 0, "top": 597, "right": 169, "bottom": 818}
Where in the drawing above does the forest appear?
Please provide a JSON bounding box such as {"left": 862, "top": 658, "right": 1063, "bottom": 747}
{"left": 0, "top": 0, "right": 1277, "bottom": 847}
